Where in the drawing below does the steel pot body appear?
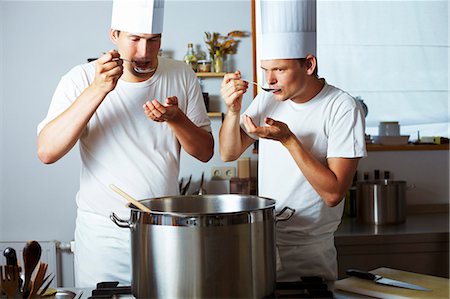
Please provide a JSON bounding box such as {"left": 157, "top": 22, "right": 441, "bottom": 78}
{"left": 356, "top": 180, "right": 406, "bottom": 225}
{"left": 111, "top": 194, "right": 281, "bottom": 299}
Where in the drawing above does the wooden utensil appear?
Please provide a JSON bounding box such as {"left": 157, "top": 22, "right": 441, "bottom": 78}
{"left": 0, "top": 265, "right": 19, "bottom": 298}
{"left": 22, "top": 241, "right": 42, "bottom": 296}
{"left": 37, "top": 273, "right": 55, "bottom": 297}
{"left": 110, "top": 184, "right": 151, "bottom": 213}
{"left": 28, "top": 262, "right": 48, "bottom": 299}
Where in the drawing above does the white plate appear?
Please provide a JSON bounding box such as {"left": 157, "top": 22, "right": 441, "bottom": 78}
{"left": 372, "top": 135, "right": 410, "bottom": 145}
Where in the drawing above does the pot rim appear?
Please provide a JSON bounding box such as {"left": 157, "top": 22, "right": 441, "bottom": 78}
{"left": 127, "top": 194, "right": 277, "bottom": 216}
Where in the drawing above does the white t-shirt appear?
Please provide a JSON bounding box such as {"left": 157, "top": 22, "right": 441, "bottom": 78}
{"left": 38, "top": 57, "right": 211, "bottom": 218}
{"left": 242, "top": 81, "right": 366, "bottom": 280}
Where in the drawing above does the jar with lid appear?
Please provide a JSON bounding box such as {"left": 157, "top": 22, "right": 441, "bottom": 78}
{"left": 197, "top": 60, "right": 212, "bottom": 72}
{"left": 183, "top": 43, "right": 198, "bottom": 72}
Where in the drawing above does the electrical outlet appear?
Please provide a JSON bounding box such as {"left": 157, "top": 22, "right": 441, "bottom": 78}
{"left": 211, "top": 166, "right": 236, "bottom": 180}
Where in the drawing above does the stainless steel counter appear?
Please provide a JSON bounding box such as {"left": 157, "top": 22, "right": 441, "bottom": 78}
{"left": 336, "top": 212, "right": 449, "bottom": 237}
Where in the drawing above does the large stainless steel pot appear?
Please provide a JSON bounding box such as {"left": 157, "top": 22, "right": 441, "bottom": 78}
{"left": 110, "top": 194, "right": 293, "bottom": 299}
{"left": 356, "top": 180, "right": 406, "bottom": 225}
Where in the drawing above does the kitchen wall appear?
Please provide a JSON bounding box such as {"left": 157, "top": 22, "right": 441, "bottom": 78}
{"left": 0, "top": 0, "right": 254, "bottom": 287}
{"left": 0, "top": 0, "right": 448, "bottom": 288}
{"left": 359, "top": 150, "right": 449, "bottom": 205}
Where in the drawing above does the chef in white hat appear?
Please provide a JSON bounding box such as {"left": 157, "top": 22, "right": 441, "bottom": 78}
{"left": 219, "top": 0, "right": 366, "bottom": 281}
{"left": 37, "top": 0, "right": 213, "bottom": 287}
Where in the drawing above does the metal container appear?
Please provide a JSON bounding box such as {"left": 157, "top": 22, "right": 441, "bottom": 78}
{"left": 356, "top": 180, "right": 406, "bottom": 225}
{"left": 111, "top": 194, "right": 292, "bottom": 299}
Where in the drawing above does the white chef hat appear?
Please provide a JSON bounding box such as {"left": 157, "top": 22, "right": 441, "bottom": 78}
{"left": 111, "top": 0, "right": 165, "bottom": 34}
{"left": 257, "top": 0, "right": 316, "bottom": 60}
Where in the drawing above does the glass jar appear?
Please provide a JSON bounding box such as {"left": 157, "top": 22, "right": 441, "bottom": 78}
{"left": 183, "top": 43, "right": 198, "bottom": 72}
{"left": 198, "top": 60, "right": 212, "bottom": 72}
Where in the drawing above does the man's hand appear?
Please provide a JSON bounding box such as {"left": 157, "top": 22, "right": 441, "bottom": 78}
{"left": 92, "top": 50, "right": 123, "bottom": 94}
{"left": 243, "top": 115, "right": 294, "bottom": 144}
{"left": 143, "top": 96, "right": 180, "bottom": 122}
{"left": 220, "top": 71, "right": 249, "bottom": 114}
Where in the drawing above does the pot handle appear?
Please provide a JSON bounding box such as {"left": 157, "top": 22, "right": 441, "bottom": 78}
{"left": 275, "top": 206, "right": 295, "bottom": 222}
{"left": 110, "top": 212, "right": 132, "bottom": 228}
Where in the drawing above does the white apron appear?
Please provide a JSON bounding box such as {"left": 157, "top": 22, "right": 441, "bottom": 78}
{"left": 276, "top": 234, "right": 337, "bottom": 282}
{"left": 74, "top": 209, "right": 131, "bottom": 287}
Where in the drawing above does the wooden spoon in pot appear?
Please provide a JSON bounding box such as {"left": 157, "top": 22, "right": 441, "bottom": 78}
{"left": 110, "top": 184, "right": 151, "bottom": 213}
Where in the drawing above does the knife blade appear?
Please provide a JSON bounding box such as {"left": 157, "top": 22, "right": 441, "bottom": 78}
{"left": 346, "top": 269, "right": 430, "bottom": 291}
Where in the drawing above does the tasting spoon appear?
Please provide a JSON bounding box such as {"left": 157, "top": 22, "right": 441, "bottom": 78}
{"left": 246, "top": 81, "right": 280, "bottom": 93}
{"left": 103, "top": 52, "right": 156, "bottom": 73}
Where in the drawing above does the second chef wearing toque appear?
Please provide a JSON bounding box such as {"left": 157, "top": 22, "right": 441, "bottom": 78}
{"left": 37, "top": 0, "right": 213, "bottom": 287}
{"left": 219, "top": 0, "right": 366, "bottom": 281}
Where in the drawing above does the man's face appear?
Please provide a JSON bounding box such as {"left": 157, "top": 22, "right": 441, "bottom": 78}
{"left": 260, "top": 59, "right": 308, "bottom": 103}
{"left": 112, "top": 30, "right": 161, "bottom": 78}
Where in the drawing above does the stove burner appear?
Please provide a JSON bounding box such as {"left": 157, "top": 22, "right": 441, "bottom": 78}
{"left": 270, "top": 276, "right": 334, "bottom": 298}
{"left": 88, "top": 281, "right": 132, "bottom": 298}
{"left": 88, "top": 276, "right": 334, "bottom": 299}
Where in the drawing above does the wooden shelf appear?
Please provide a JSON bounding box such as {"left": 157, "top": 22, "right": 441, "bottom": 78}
{"left": 207, "top": 112, "right": 223, "bottom": 118}
{"left": 366, "top": 143, "right": 449, "bottom": 151}
{"left": 251, "top": 143, "right": 448, "bottom": 155}
{"left": 196, "top": 72, "right": 226, "bottom": 78}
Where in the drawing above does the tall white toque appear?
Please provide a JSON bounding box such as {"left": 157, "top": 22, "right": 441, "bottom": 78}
{"left": 257, "top": 0, "right": 316, "bottom": 60}
{"left": 111, "top": 0, "right": 165, "bottom": 34}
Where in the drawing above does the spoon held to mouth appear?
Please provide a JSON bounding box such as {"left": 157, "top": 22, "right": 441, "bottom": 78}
{"left": 112, "top": 57, "right": 131, "bottom": 63}
{"left": 103, "top": 52, "right": 156, "bottom": 73}
{"left": 246, "top": 81, "right": 280, "bottom": 93}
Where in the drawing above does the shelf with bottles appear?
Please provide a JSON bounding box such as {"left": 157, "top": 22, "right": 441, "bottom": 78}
{"left": 183, "top": 43, "right": 226, "bottom": 117}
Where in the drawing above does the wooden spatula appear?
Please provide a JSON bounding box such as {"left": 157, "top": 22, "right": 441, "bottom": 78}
{"left": 28, "top": 262, "right": 48, "bottom": 299}
{"left": 22, "top": 241, "right": 41, "bottom": 296}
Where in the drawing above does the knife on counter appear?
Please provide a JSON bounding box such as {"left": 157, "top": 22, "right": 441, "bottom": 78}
{"left": 346, "top": 269, "right": 431, "bottom": 291}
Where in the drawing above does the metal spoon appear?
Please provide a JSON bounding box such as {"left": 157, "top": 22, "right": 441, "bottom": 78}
{"left": 104, "top": 52, "right": 156, "bottom": 73}
{"left": 111, "top": 57, "right": 156, "bottom": 73}
{"left": 246, "top": 81, "right": 280, "bottom": 93}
